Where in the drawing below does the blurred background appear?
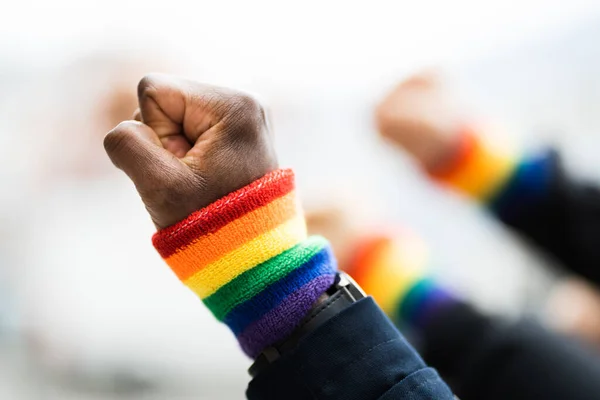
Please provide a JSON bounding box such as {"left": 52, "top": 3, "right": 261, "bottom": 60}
{"left": 2, "top": 0, "right": 600, "bottom": 398}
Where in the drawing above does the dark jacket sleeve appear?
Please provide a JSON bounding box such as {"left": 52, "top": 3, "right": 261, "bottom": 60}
{"left": 423, "top": 301, "right": 600, "bottom": 400}
{"left": 490, "top": 150, "right": 600, "bottom": 284}
{"left": 247, "top": 297, "right": 454, "bottom": 400}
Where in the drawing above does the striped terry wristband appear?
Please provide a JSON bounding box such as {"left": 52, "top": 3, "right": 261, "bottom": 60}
{"left": 430, "top": 128, "right": 554, "bottom": 221}
{"left": 429, "top": 128, "right": 517, "bottom": 202}
{"left": 152, "top": 169, "right": 337, "bottom": 358}
{"left": 347, "top": 232, "right": 455, "bottom": 331}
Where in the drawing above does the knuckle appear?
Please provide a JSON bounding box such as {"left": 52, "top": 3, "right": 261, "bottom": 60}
{"left": 137, "top": 74, "right": 160, "bottom": 100}
{"left": 230, "top": 93, "right": 262, "bottom": 117}
{"left": 226, "top": 93, "right": 266, "bottom": 134}
{"left": 103, "top": 130, "right": 126, "bottom": 156}
{"left": 103, "top": 121, "right": 137, "bottom": 155}
{"left": 375, "top": 104, "right": 394, "bottom": 126}
{"left": 374, "top": 101, "right": 388, "bottom": 119}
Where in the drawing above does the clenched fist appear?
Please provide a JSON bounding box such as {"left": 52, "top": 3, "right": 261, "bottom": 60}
{"left": 375, "top": 72, "right": 465, "bottom": 172}
{"left": 104, "top": 74, "right": 278, "bottom": 229}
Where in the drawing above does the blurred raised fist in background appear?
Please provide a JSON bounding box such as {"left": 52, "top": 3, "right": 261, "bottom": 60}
{"left": 375, "top": 72, "right": 469, "bottom": 172}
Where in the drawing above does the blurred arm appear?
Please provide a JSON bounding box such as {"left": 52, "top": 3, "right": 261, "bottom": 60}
{"left": 346, "top": 232, "right": 600, "bottom": 400}
{"left": 433, "top": 130, "right": 600, "bottom": 284}
{"left": 423, "top": 301, "right": 600, "bottom": 400}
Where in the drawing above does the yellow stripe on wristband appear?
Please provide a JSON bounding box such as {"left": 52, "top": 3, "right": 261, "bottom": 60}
{"left": 164, "top": 191, "right": 298, "bottom": 280}
{"left": 183, "top": 214, "right": 308, "bottom": 298}
{"left": 355, "top": 235, "right": 428, "bottom": 315}
{"left": 434, "top": 130, "right": 518, "bottom": 202}
{"left": 446, "top": 144, "right": 516, "bottom": 201}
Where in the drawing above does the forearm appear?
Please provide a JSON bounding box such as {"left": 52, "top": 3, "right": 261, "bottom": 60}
{"left": 347, "top": 231, "right": 600, "bottom": 400}
{"left": 247, "top": 297, "right": 454, "bottom": 400}
{"left": 423, "top": 301, "right": 600, "bottom": 400}
{"left": 153, "top": 169, "right": 336, "bottom": 358}
{"left": 153, "top": 169, "right": 453, "bottom": 399}
{"left": 432, "top": 129, "right": 600, "bottom": 283}
{"left": 430, "top": 128, "right": 553, "bottom": 224}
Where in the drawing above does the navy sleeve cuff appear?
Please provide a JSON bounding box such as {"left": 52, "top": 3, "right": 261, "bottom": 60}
{"left": 489, "top": 149, "right": 556, "bottom": 223}
{"left": 247, "top": 297, "right": 453, "bottom": 400}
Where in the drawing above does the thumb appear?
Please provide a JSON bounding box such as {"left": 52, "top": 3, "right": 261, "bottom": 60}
{"left": 103, "top": 120, "right": 186, "bottom": 190}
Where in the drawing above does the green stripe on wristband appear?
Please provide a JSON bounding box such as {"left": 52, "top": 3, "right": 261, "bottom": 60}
{"left": 203, "top": 235, "right": 328, "bottom": 321}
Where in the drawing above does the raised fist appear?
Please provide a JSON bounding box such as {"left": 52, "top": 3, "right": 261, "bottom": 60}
{"left": 104, "top": 74, "right": 278, "bottom": 229}
{"left": 375, "top": 72, "right": 465, "bottom": 171}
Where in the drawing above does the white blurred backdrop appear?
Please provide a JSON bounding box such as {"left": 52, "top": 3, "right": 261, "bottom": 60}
{"left": 1, "top": 1, "right": 600, "bottom": 398}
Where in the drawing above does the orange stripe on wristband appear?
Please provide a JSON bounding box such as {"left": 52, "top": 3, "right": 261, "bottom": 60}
{"left": 166, "top": 191, "right": 299, "bottom": 280}
{"left": 431, "top": 129, "right": 516, "bottom": 201}
{"left": 183, "top": 214, "right": 307, "bottom": 298}
{"left": 153, "top": 169, "right": 295, "bottom": 258}
{"left": 348, "top": 233, "right": 428, "bottom": 315}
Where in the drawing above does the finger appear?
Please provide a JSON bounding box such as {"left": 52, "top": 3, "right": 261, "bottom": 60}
{"left": 137, "top": 73, "right": 242, "bottom": 150}
{"left": 132, "top": 108, "right": 142, "bottom": 121}
{"left": 103, "top": 120, "right": 185, "bottom": 189}
{"left": 137, "top": 74, "right": 196, "bottom": 156}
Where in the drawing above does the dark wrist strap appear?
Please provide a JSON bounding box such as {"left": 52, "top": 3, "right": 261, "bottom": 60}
{"left": 248, "top": 272, "right": 366, "bottom": 378}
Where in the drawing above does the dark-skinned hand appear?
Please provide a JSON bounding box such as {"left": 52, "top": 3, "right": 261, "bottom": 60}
{"left": 104, "top": 74, "right": 278, "bottom": 229}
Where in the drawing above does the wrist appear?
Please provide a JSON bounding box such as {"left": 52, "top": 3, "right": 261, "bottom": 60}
{"left": 152, "top": 169, "right": 337, "bottom": 358}
{"left": 346, "top": 230, "right": 428, "bottom": 316}
{"left": 428, "top": 127, "right": 518, "bottom": 202}
{"left": 249, "top": 272, "right": 366, "bottom": 377}
{"left": 345, "top": 231, "right": 457, "bottom": 330}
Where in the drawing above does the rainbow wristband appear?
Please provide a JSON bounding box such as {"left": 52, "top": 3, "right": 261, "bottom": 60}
{"left": 348, "top": 233, "right": 427, "bottom": 316}
{"left": 430, "top": 128, "right": 555, "bottom": 220}
{"left": 153, "top": 169, "right": 337, "bottom": 358}
{"left": 430, "top": 128, "right": 517, "bottom": 202}
{"left": 347, "top": 232, "right": 455, "bottom": 330}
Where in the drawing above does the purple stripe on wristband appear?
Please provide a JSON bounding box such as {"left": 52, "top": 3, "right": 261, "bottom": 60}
{"left": 412, "top": 286, "right": 456, "bottom": 330}
{"left": 237, "top": 274, "right": 335, "bottom": 358}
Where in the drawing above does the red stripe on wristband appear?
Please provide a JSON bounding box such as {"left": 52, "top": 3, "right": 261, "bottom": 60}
{"left": 153, "top": 169, "right": 295, "bottom": 258}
